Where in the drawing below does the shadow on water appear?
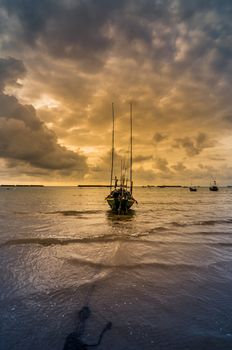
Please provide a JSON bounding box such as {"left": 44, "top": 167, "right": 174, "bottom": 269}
{"left": 62, "top": 306, "right": 112, "bottom": 350}
{"left": 106, "top": 209, "right": 136, "bottom": 224}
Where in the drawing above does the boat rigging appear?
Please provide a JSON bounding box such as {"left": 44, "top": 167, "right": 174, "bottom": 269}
{"left": 105, "top": 103, "right": 137, "bottom": 214}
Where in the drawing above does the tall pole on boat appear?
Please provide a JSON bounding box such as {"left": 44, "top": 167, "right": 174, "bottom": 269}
{"left": 130, "top": 102, "right": 133, "bottom": 194}
{"left": 110, "top": 103, "right": 115, "bottom": 190}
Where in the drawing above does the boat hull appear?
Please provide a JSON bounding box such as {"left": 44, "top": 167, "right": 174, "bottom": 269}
{"left": 189, "top": 187, "right": 197, "bottom": 192}
{"left": 209, "top": 186, "right": 218, "bottom": 191}
{"left": 106, "top": 197, "right": 135, "bottom": 213}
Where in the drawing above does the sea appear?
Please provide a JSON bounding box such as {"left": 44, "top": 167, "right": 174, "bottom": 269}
{"left": 1, "top": 186, "right": 232, "bottom": 350}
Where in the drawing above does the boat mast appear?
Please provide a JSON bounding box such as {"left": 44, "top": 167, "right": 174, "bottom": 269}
{"left": 110, "top": 103, "right": 115, "bottom": 190}
{"left": 130, "top": 102, "right": 133, "bottom": 194}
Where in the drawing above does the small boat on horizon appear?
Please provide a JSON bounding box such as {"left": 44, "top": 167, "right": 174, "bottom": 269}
{"left": 189, "top": 186, "right": 197, "bottom": 192}
{"left": 209, "top": 180, "right": 219, "bottom": 191}
{"left": 105, "top": 103, "right": 137, "bottom": 214}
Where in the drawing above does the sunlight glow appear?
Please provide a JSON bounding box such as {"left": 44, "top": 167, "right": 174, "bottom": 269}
{"left": 33, "top": 95, "right": 60, "bottom": 109}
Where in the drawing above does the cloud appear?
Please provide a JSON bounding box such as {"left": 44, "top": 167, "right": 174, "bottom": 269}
{"left": 172, "top": 162, "right": 187, "bottom": 172}
{"left": 173, "top": 133, "right": 216, "bottom": 157}
{"left": 133, "top": 154, "right": 153, "bottom": 163}
{"left": 0, "top": 1, "right": 232, "bottom": 184}
{"left": 0, "top": 56, "right": 26, "bottom": 89}
{"left": 154, "top": 157, "right": 170, "bottom": 173}
{"left": 0, "top": 57, "right": 88, "bottom": 177}
{"left": 1, "top": 0, "right": 126, "bottom": 72}
{"left": 153, "top": 132, "right": 167, "bottom": 144}
{"left": 224, "top": 115, "right": 232, "bottom": 124}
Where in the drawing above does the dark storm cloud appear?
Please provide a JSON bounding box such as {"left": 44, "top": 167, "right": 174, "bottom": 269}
{"left": 0, "top": 0, "right": 54, "bottom": 43}
{"left": 1, "top": 0, "right": 232, "bottom": 87}
{"left": 1, "top": 0, "right": 125, "bottom": 71}
{"left": 177, "top": 0, "right": 232, "bottom": 20}
{"left": 0, "top": 0, "right": 178, "bottom": 70}
{"left": 175, "top": 0, "right": 232, "bottom": 76}
{"left": 0, "top": 57, "right": 87, "bottom": 174}
{"left": 0, "top": 57, "right": 26, "bottom": 89}
{"left": 1, "top": 0, "right": 232, "bottom": 71}
{"left": 0, "top": 0, "right": 168, "bottom": 44}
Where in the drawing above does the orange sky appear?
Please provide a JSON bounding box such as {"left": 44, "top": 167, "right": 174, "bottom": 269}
{"left": 0, "top": 0, "right": 232, "bottom": 185}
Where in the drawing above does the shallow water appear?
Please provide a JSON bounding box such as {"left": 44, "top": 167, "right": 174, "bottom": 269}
{"left": 1, "top": 186, "right": 232, "bottom": 349}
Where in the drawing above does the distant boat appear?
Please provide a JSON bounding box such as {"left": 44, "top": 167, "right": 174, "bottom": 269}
{"left": 189, "top": 186, "right": 197, "bottom": 192}
{"left": 105, "top": 103, "right": 137, "bottom": 214}
{"left": 209, "top": 180, "right": 219, "bottom": 191}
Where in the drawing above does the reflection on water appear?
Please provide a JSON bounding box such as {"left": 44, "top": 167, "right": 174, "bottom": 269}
{"left": 106, "top": 209, "right": 136, "bottom": 224}
{"left": 0, "top": 187, "right": 232, "bottom": 349}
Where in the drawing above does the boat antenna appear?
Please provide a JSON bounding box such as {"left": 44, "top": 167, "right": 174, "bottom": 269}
{"left": 120, "top": 159, "right": 123, "bottom": 188}
{"left": 110, "top": 103, "right": 115, "bottom": 190}
{"left": 130, "top": 102, "right": 133, "bottom": 194}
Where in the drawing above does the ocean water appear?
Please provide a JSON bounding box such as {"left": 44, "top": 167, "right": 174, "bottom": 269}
{"left": 1, "top": 186, "right": 232, "bottom": 350}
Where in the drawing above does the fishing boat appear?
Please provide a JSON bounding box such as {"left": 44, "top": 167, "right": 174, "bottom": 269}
{"left": 209, "top": 180, "right": 219, "bottom": 191}
{"left": 189, "top": 186, "right": 197, "bottom": 192}
{"left": 105, "top": 103, "right": 137, "bottom": 214}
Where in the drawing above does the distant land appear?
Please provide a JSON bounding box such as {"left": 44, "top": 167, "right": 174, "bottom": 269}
{"left": 1, "top": 184, "right": 231, "bottom": 188}
{"left": 77, "top": 184, "right": 110, "bottom": 188}
{"left": 1, "top": 184, "right": 44, "bottom": 187}
{"left": 78, "top": 184, "right": 189, "bottom": 188}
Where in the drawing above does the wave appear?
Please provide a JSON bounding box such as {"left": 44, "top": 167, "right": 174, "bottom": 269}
{"left": 3, "top": 231, "right": 232, "bottom": 248}
{"left": 66, "top": 255, "right": 216, "bottom": 270}
{"left": 195, "top": 219, "right": 232, "bottom": 226}
{"left": 46, "top": 210, "right": 103, "bottom": 216}
{"left": 136, "top": 240, "right": 232, "bottom": 247}
{"left": 170, "top": 219, "right": 232, "bottom": 228}
{"left": 14, "top": 211, "right": 31, "bottom": 215}
{"left": 210, "top": 242, "right": 232, "bottom": 247}
{"left": 171, "top": 222, "right": 186, "bottom": 227}
{"left": 187, "top": 231, "right": 232, "bottom": 236}
{"left": 13, "top": 210, "right": 103, "bottom": 216}
{"left": 0, "top": 231, "right": 149, "bottom": 248}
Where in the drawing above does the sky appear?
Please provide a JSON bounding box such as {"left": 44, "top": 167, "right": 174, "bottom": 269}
{"left": 0, "top": 0, "right": 231, "bottom": 185}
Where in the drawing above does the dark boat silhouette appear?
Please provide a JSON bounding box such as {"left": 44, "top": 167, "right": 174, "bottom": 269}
{"left": 209, "top": 180, "right": 219, "bottom": 191}
{"left": 106, "top": 103, "right": 137, "bottom": 214}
